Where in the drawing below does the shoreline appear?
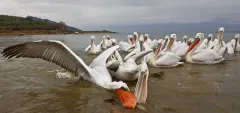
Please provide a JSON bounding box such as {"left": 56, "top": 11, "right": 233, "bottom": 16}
{"left": 0, "top": 30, "right": 117, "bottom": 36}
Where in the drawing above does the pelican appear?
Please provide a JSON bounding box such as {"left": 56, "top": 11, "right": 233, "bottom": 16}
{"left": 160, "top": 35, "right": 170, "bottom": 52}
{"left": 145, "top": 39, "right": 183, "bottom": 68}
{"left": 207, "top": 34, "right": 214, "bottom": 48}
{"left": 197, "top": 33, "right": 209, "bottom": 51}
{"left": 108, "top": 35, "right": 152, "bottom": 81}
{"left": 168, "top": 34, "right": 178, "bottom": 52}
{"left": 108, "top": 36, "right": 150, "bottom": 104}
{"left": 212, "top": 27, "right": 227, "bottom": 56}
{"left": 100, "top": 36, "right": 107, "bottom": 50}
{"left": 85, "top": 36, "right": 102, "bottom": 54}
{"left": 231, "top": 34, "right": 240, "bottom": 52}
{"left": 185, "top": 33, "right": 225, "bottom": 64}
{"left": 105, "top": 35, "right": 113, "bottom": 48}
{"left": 125, "top": 32, "right": 140, "bottom": 53}
{"left": 128, "top": 35, "right": 134, "bottom": 45}
{"left": 172, "top": 35, "right": 189, "bottom": 58}
{"left": 225, "top": 42, "right": 234, "bottom": 55}
{"left": 124, "top": 32, "right": 141, "bottom": 61}
{"left": 118, "top": 35, "right": 134, "bottom": 52}
{"left": 182, "top": 35, "right": 188, "bottom": 44}
{"left": 111, "top": 39, "right": 117, "bottom": 46}
{"left": 144, "top": 34, "right": 152, "bottom": 46}
{"left": 144, "top": 34, "right": 159, "bottom": 51}
{"left": 1, "top": 41, "right": 143, "bottom": 109}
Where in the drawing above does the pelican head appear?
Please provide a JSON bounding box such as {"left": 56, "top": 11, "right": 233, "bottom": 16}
{"left": 102, "top": 36, "right": 106, "bottom": 41}
{"left": 144, "top": 34, "right": 149, "bottom": 42}
{"left": 106, "top": 35, "right": 110, "bottom": 40}
{"left": 199, "top": 33, "right": 204, "bottom": 39}
{"left": 234, "top": 34, "right": 240, "bottom": 49}
{"left": 218, "top": 27, "right": 225, "bottom": 33}
{"left": 133, "top": 32, "right": 138, "bottom": 42}
{"left": 218, "top": 27, "right": 224, "bottom": 47}
{"left": 218, "top": 27, "right": 224, "bottom": 39}
{"left": 165, "top": 35, "right": 169, "bottom": 40}
{"left": 162, "top": 35, "right": 169, "bottom": 50}
{"left": 183, "top": 35, "right": 188, "bottom": 39}
{"left": 183, "top": 35, "right": 188, "bottom": 43}
{"left": 115, "top": 81, "right": 137, "bottom": 108}
{"left": 187, "top": 38, "right": 194, "bottom": 46}
{"left": 91, "top": 36, "right": 95, "bottom": 39}
{"left": 185, "top": 33, "right": 202, "bottom": 54}
{"left": 168, "top": 34, "right": 176, "bottom": 50}
{"left": 155, "top": 39, "right": 164, "bottom": 56}
{"left": 112, "top": 39, "right": 117, "bottom": 46}
{"left": 128, "top": 35, "right": 134, "bottom": 44}
{"left": 208, "top": 34, "right": 213, "bottom": 40}
{"left": 170, "top": 34, "right": 177, "bottom": 39}
{"left": 207, "top": 34, "right": 213, "bottom": 44}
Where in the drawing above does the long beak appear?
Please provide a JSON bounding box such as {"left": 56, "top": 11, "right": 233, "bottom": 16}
{"left": 184, "top": 38, "right": 187, "bottom": 44}
{"left": 162, "top": 39, "right": 168, "bottom": 50}
{"left": 139, "top": 41, "right": 144, "bottom": 52}
{"left": 185, "top": 37, "right": 200, "bottom": 55}
{"left": 126, "top": 44, "right": 135, "bottom": 52}
{"left": 130, "top": 38, "right": 133, "bottom": 45}
{"left": 167, "top": 38, "right": 174, "bottom": 51}
{"left": 91, "top": 39, "right": 94, "bottom": 45}
{"left": 207, "top": 37, "right": 211, "bottom": 45}
{"left": 134, "top": 71, "right": 148, "bottom": 104}
{"left": 144, "top": 36, "right": 147, "bottom": 42}
{"left": 187, "top": 41, "right": 192, "bottom": 46}
{"left": 155, "top": 43, "right": 162, "bottom": 56}
{"left": 235, "top": 38, "right": 238, "bottom": 50}
{"left": 219, "top": 31, "right": 223, "bottom": 47}
{"left": 133, "top": 35, "right": 137, "bottom": 43}
{"left": 115, "top": 88, "right": 137, "bottom": 109}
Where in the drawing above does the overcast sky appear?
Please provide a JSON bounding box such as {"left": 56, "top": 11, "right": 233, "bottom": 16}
{"left": 1, "top": 0, "right": 240, "bottom": 30}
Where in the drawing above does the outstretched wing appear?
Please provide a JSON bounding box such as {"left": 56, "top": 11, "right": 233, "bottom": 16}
{"left": 2, "top": 40, "right": 90, "bottom": 77}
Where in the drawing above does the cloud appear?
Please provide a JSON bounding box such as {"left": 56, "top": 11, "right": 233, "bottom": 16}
{"left": 0, "top": 0, "right": 239, "bottom": 30}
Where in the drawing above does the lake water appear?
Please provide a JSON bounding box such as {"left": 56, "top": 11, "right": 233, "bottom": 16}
{"left": 0, "top": 33, "right": 240, "bottom": 113}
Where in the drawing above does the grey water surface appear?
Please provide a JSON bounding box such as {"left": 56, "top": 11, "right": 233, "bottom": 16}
{"left": 0, "top": 33, "right": 240, "bottom": 113}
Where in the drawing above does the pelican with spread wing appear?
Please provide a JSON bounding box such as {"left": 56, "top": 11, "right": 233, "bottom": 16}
{"left": 1, "top": 40, "right": 139, "bottom": 109}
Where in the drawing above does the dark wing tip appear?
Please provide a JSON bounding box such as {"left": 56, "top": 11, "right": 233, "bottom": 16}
{"left": 1, "top": 43, "right": 26, "bottom": 59}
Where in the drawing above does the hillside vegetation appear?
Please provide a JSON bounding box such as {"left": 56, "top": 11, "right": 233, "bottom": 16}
{"left": 0, "top": 15, "right": 116, "bottom": 35}
{"left": 0, "top": 15, "right": 70, "bottom": 32}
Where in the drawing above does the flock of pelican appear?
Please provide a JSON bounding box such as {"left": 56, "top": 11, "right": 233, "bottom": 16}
{"left": 1, "top": 27, "right": 240, "bottom": 109}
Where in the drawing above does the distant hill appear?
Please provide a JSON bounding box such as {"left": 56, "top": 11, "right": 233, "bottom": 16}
{"left": 26, "top": 16, "right": 80, "bottom": 31}
{"left": 0, "top": 15, "right": 80, "bottom": 32}
{"left": 0, "top": 15, "right": 116, "bottom": 35}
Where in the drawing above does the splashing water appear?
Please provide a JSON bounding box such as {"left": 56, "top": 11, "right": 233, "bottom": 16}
{"left": 48, "top": 69, "right": 73, "bottom": 79}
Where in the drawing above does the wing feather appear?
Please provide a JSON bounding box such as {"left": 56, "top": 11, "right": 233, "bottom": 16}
{"left": 1, "top": 40, "right": 90, "bottom": 77}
